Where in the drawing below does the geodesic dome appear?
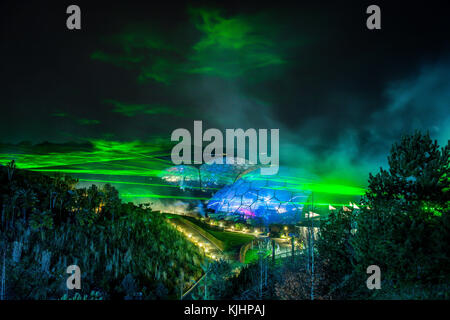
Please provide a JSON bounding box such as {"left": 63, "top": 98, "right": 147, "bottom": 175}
{"left": 207, "top": 167, "right": 316, "bottom": 225}
{"left": 159, "top": 165, "right": 201, "bottom": 190}
{"left": 159, "top": 157, "right": 258, "bottom": 190}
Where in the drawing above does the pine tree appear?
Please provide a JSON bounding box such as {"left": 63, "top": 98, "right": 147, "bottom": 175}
{"left": 355, "top": 131, "right": 449, "bottom": 286}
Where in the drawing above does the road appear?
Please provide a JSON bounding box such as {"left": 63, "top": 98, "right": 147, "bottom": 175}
{"left": 168, "top": 218, "right": 226, "bottom": 261}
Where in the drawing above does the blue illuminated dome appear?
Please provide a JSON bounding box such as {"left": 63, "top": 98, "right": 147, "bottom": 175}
{"left": 207, "top": 167, "right": 316, "bottom": 225}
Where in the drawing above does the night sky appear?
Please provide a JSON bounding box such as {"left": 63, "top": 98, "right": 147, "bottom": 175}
{"left": 1, "top": 0, "right": 450, "bottom": 188}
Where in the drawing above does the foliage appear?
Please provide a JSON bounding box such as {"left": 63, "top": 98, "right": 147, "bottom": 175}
{"left": 273, "top": 255, "right": 330, "bottom": 300}
{"left": 354, "top": 132, "right": 449, "bottom": 285}
{"left": 317, "top": 131, "right": 450, "bottom": 299}
{"left": 244, "top": 249, "right": 270, "bottom": 264}
{"left": 0, "top": 164, "right": 204, "bottom": 299}
{"left": 317, "top": 209, "right": 355, "bottom": 290}
{"left": 189, "top": 259, "right": 234, "bottom": 300}
{"left": 61, "top": 291, "right": 103, "bottom": 300}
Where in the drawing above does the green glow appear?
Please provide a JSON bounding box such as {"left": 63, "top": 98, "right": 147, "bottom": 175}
{"left": 187, "top": 7, "right": 285, "bottom": 78}
{"left": 0, "top": 139, "right": 188, "bottom": 204}
{"left": 422, "top": 203, "right": 446, "bottom": 217}
{"left": 30, "top": 168, "right": 164, "bottom": 177}
{"left": 121, "top": 193, "right": 210, "bottom": 201}
{"left": 246, "top": 172, "right": 366, "bottom": 196}
{"left": 77, "top": 118, "right": 101, "bottom": 125}
{"left": 263, "top": 183, "right": 366, "bottom": 196}
{"left": 77, "top": 178, "right": 220, "bottom": 191}
{"left": 1, "top": 136, "right": 367, "bottom": 209}
{"left": 51, "top": 111, "right": 100, "bottom": 126}
{"left": 103, "top": 99, "right": 184, "bottom": 117}
{"left": 308, "top": 183, "right": 365, "bottom": 195}
{"left": 51, "top": 112, "right": 69, "bottom": 117}
{"left": 291, "top": 202, "right": 367, "bottom": 208}
{"left": 0, "top": 139, "right": 171, "bottom": 175}
{"left": 91, "top": 7, "right": 289, "bottom": 84}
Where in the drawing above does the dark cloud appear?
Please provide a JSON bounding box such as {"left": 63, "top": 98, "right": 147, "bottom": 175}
{"left": 0, "top": 1, "right": 449, "bottom": 185}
